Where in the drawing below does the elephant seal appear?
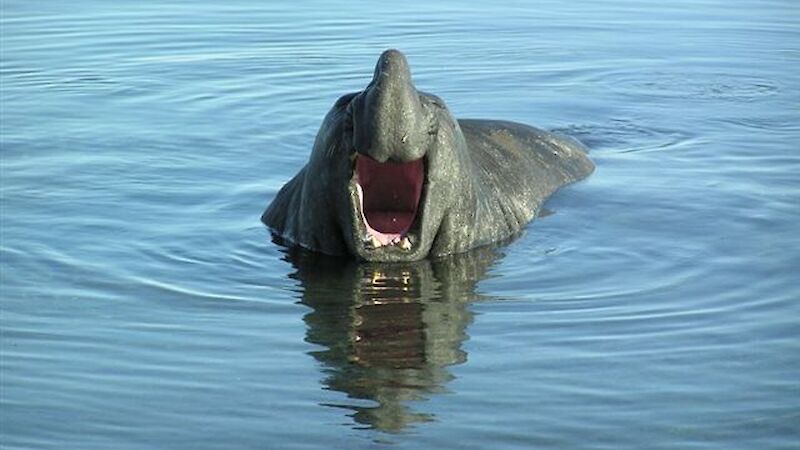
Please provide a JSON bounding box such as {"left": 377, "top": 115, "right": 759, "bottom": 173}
{"left": 262, "top": 49, "right": 593, "bottom": 261}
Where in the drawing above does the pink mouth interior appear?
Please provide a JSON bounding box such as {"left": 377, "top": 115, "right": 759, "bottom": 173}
{"left": 355, "top": 155, "right": 424, "bottom": 246}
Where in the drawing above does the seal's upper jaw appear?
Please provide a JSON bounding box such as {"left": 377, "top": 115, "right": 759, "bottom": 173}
{"left": 345, "top": 49, "right": 437, "bottom": 261}
{"left": 350, "top": 49, "right": 433, "bottom": 163}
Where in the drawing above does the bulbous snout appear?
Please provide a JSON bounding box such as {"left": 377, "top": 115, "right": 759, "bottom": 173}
{"left": 351, "top": 49, "right": 430, "bottom": 163}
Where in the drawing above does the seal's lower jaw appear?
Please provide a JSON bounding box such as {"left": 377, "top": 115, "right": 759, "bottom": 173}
{"left": 350, "top": 155, "right": 428, "bottom": 261}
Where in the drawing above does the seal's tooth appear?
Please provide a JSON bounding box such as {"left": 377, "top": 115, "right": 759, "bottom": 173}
{"left": 364, "top": 232, "right": 380, "bottom": 249}
{"left": 400, "top": 237, "right": 412, "bottom": 250}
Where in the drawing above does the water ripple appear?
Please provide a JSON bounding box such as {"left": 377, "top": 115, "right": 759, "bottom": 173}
{"left": 554, "top": 118, "right": 697, "bottom": 154}
{"left": 586, "top": 68, "right": 782, "bottom": 102}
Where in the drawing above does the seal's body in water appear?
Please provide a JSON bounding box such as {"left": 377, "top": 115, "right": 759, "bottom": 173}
{"left": 262, "top": 49, "right": 593, "bottom": 261}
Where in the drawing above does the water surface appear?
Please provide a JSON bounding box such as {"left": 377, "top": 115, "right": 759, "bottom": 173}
{"left": 2, "top": 1, "right": 799, "bottom": 449}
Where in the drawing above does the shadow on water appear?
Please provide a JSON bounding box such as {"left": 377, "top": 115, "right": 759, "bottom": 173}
{"left": 279, "top": 240, "right": 506, "bottom": 433}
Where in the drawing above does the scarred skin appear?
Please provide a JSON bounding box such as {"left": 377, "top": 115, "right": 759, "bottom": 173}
{"left": 262, "top": 49, "right": 594, "bottom": 261}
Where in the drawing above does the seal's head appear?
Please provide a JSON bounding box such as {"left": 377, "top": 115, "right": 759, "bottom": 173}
{"left": 262, "top": 49, "right": 592, "bottom": 261}
{"left": 338, "top": 50, "right": 471, "bottom": 261}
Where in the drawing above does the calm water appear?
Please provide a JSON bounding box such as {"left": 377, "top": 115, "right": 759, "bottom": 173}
{"left": 2, "top": 1, "right": 799, "bottom": 448}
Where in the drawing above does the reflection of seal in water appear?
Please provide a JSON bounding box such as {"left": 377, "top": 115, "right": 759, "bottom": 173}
{"left": 263, "top": 49, "right": 594, "bottom": 261}
{"left": 283, "top": 241, "right": 503, "bottom": 432}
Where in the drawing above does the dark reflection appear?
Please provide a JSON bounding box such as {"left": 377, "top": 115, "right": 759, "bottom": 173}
{"left": 281, "top": 242, "right": 505, "bottom": 433}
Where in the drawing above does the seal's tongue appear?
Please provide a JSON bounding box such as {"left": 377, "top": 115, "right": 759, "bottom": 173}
{"left": 356, "top": 154, "right": 424, "bottom": 246}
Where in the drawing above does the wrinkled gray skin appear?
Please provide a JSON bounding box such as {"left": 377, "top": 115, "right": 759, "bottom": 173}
{"left": 262, "top": 49, "right": 594, "bottom": 261}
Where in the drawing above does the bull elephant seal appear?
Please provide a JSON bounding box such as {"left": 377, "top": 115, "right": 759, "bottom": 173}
{"left": 262, "top": 49, "right": 593, "bottom": 261}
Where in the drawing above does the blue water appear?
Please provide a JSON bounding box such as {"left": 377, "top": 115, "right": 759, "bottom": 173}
{"left": 2, "top": 1, "right": 799, "bottom": 448}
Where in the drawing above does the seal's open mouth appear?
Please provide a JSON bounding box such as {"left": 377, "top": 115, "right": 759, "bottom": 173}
{"left": 355, "top": 155, "right": 424, "bottom": 248}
